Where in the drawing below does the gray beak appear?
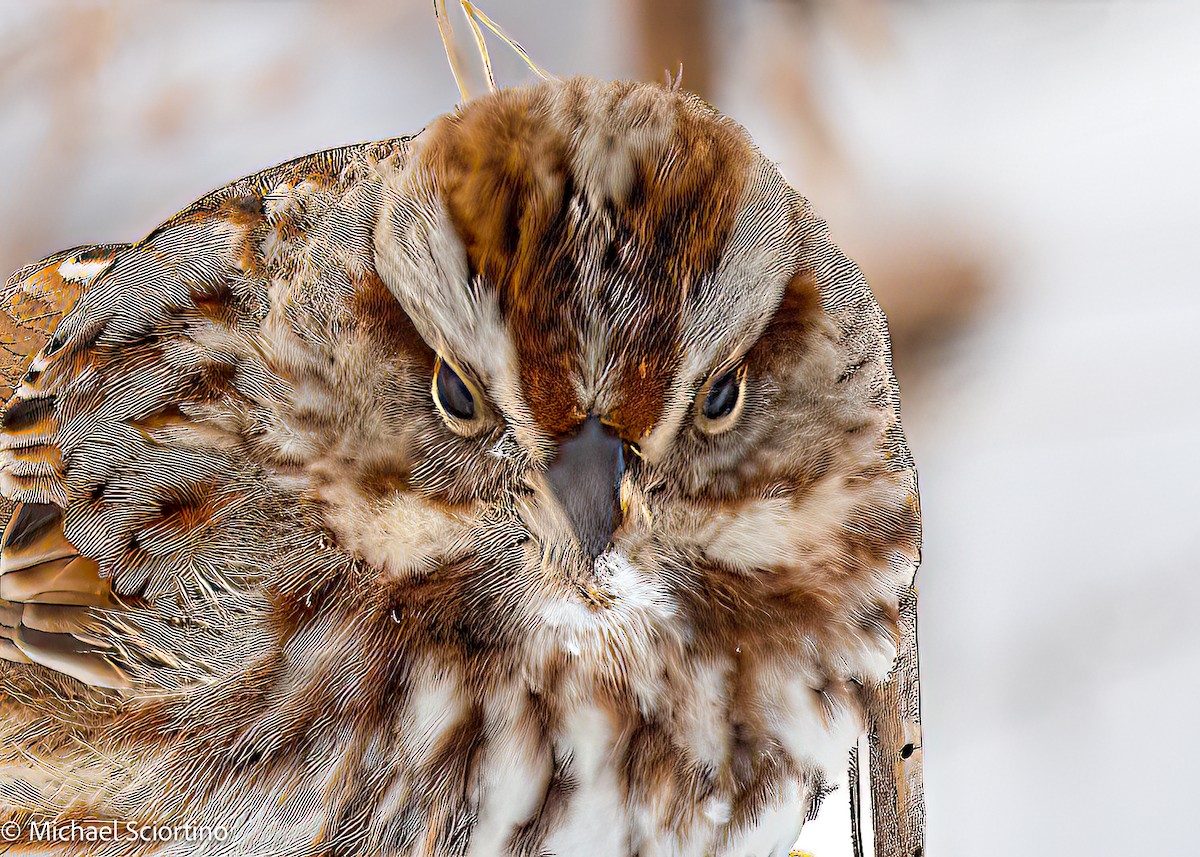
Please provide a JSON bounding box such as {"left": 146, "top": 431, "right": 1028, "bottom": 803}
{"left": 546, "top": 416, "right": 625, "bottom": 559}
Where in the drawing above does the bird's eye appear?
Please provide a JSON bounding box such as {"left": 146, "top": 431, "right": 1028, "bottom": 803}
{"left": 433, "top": 356, "right": 478, "bottom": 422}
{"left": 704, "top": 370, "right": 740, "bottom": 420}
{"left": 696, "top": 364, "right": 746, "bottom": 433}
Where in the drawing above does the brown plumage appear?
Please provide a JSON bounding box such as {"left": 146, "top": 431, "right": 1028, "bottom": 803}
{"left": 0, "top": 77, "right": 920, "bottom": 856}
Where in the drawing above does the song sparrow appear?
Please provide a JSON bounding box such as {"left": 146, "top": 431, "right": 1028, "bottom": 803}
{"left": 0, "top": 76, "right": 921, "bottom": 856}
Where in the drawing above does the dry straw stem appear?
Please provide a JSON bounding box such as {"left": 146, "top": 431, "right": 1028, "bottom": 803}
{"left": 434, "top": 0, "right": 553, "bottom": 101}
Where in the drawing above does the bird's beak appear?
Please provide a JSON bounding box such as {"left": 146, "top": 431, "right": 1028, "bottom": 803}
{"left": 546, "top": 415, "right": 625, "bottom": 560}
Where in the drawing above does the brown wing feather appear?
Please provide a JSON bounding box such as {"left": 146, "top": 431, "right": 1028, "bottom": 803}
{"left": 0, "top": 244, "right": 126, "bottom": 397}
{"left": 0, "top": 246, "right": 130, "bottom": 687}
{"left": 0, "top": 141, "right": 406, "bottom": 701}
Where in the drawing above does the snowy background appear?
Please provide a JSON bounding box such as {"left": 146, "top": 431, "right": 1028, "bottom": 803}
{"left": 2, "top": 2, "right": 1198, "bottom": 855}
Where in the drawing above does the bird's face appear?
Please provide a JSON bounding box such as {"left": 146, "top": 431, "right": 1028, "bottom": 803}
{"left": 300, "top": 77, "right": 916, "bottom": 670}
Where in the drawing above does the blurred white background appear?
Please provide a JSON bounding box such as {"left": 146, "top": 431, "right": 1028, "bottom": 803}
{"left": 2, "top": 2, "right": 1198, "bottom": 855}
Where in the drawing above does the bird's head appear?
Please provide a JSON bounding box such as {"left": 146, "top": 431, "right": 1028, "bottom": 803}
{"left": 291, "top": 76, "right": 917, "bottom": 670}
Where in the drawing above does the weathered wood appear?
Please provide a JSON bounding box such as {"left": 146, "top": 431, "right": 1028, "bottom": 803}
{"left": 848, "top": 741, "right": 867, "bottom": 857}
{"left": 854, "top": 585, "right": 925, "bottom": 857}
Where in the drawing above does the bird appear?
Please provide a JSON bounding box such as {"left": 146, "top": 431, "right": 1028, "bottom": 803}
{"left": 0, "top": 76, "right": 921, "bottom": 856}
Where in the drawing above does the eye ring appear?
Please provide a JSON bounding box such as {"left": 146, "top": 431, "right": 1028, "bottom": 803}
{"left": 695, "top": 362, "right": 747, "bottom": 434}
{"left": 432, "top": 355, "right": 483, "bottom": 429}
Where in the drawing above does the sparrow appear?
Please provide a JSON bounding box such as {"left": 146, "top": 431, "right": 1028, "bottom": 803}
{"left": 0, "top": 75, "right": 921, "bottom": 856}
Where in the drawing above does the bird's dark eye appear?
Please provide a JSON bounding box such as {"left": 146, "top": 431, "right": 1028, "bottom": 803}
{"left": 696, "top": 363, "right": 746, "bottom": 434}
{"left": 703, "top": 368, "right": 741, "bottom": 420}
{"left": 434, "top": 357, "right": 477, "bottom": 421}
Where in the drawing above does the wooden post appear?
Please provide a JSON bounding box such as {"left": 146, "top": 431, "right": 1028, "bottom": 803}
{"left": 851, "top": 585, "right": 925, "bottom": 857}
